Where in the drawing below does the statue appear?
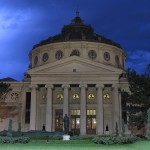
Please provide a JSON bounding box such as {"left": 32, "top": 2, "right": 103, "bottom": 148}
{"left": 42, "top": 124, "right": 45, "bottom": 131}
{"left": 63, "top": 114, "right": 69, "bottom": 134}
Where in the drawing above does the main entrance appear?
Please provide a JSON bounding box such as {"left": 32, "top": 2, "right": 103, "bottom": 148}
{"left": 70, "top": 109, "right": 80, "bottom": 134}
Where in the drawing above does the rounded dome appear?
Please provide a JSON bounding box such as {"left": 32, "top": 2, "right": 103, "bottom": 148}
{"left": 32, "top": 12, "right": 122, "bottom": 49}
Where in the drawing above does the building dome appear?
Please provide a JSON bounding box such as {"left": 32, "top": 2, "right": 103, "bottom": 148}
{"left": 33, "top": 11, "right": 122, "bottom": 49}
{"left": 29, "top": 12, "right": 125, "bottom": 70}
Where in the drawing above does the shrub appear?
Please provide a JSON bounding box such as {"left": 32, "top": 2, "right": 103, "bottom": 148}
{"left": 17, "top": 137, "right": 30, "bottom": 144}
{"left": 0, "top": 136, "right": 30, "bottom": 144}
{"left": 48, "top": 135, "right": 62, "bottom": 140}
{"left": 92, "top": 135, "right": 139, "bottom": 145}
{"left": 70, "top": 135, "right": 82, "bottom": 140}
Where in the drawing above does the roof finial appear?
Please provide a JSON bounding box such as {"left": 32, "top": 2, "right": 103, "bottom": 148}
{"left": 76, "top": 10, "right": 79, "bottom": 17}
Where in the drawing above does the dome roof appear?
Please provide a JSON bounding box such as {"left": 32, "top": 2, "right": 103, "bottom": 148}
{"left": 33, "top": 11, "right": 122, "bottom": 49}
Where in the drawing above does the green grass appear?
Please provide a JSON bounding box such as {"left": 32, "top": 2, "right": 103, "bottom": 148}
{"left": 0, "top": 140, "right": 150, "bottom": 150}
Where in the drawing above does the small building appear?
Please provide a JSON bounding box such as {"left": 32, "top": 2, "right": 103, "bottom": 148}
{"left": 0, "top": 12, "right": 129, "bottom": 135}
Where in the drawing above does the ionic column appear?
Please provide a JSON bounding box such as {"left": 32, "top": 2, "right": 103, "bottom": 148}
{"left": 62, "top": 84, "right": 70, "bottom": 117}
{"left": 29, "top": 85, "right": 37, "bottom": 130}
{"left": 79, "top": 84, "right": 87, "bottom": 136}
{"left": 112, "top": 84, "right": 120, "bottom": 133}
{"left": 45, "top": 84, "right": 53, "bottom": 132}
{"left": 96, "top": 84, "right": 104, "bottom": 135}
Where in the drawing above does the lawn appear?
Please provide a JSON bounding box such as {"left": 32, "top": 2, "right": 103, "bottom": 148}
{"left": 0, "top": 140, "right": 150, "bottom": 150}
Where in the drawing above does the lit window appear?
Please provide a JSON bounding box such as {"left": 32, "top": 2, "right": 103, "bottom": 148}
{"left": 88, "top": 93, "right": 95, "bottom": 100}
{"left": 103, "top": 93, "right": 110, "bottom": 100}
{"left": 57, "top": 94, "right": 63, "bottom": 100}
{"left": 71, "top": 109, "right": 80, "bottom": 115}
{"left": 87, "top": 110, "right": 96, "bottom": 115}
{"left": 73, "top": 94, "right": 79, "bottom": 100}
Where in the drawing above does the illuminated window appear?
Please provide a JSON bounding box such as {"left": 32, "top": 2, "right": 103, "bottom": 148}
{"left": 73, "top": 94, "right": 79, "bottom": 100}
{"left": 57, "top": 94, "right": 63, "bottom": 100}
{"left": 71, "top": 109, "right": 80, "bottom": 115}
{"left": 87, "top": 110, "right": 96, "bottom": 115}
{"left": 103, "top": 93, "right": 110, "bottom": 100}
{"left": 88, "top": 93, "right": 95, "bottom": 100}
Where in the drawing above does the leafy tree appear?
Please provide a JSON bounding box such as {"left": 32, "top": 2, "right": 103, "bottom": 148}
{"left": 0, "top": 82, "right": 11, "bottom": 99}
{"left": 122, "top": 69, "right": 150, "bottom": 135}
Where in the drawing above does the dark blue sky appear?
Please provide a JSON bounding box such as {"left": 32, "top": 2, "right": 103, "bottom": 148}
{"left": 0, "top": 0, "right": 150, "bottom": 81}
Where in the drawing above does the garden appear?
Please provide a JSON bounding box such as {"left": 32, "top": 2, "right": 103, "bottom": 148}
{"left": 0, "top": 135, "right": 150, "bottom": 150}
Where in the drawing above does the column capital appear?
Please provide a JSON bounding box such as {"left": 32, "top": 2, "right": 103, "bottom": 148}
{"left": 79, "top": 84, "right": 87, "bottom": 88}
{"left": 62, "top": 84, "right": 70, "bottom": 89}
{"left": 96, "top": 83, "right": 104, "bottom": 88}
{"left": 29, "top": 84, "right": 38, "bottom": 89}
{"left": 45, "top": 84, "right": 53, "bottom": 89}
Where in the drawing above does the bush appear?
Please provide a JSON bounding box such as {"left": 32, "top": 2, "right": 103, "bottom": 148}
{"left": 70, "top": 135, "right": 82, "bottom": 140}
{"left": 92, "top": 135, "right": 139, "bottom": 145}
{"left": 17, "top": 137, "right": 30, "bottom": 144}
{"left": 0, "top": 136, "right": 30, "bottom": 144}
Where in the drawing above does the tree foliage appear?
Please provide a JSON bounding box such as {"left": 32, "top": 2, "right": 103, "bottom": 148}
{"left": 0, "top": 82, "right": 11, "bottom": 98}
{"left": 122, "top": 69, "right": 150, "bottom": 133}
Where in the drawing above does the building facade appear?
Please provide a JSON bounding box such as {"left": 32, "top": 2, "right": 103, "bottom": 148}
{"left": 0, "top": 12, "right": 129, "bottom": 135}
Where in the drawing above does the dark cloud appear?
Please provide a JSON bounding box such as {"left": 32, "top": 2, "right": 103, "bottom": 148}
{"left": 0, "top": 0, "right": 150, "bottom": 80}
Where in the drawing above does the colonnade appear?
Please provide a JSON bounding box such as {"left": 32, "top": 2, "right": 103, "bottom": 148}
{"left": 29, "top": 83, "right": 121, "bottom": 135}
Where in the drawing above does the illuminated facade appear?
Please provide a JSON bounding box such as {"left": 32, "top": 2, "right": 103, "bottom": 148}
{"left": 0, "top": 12, "right": 129, "bottom": 135}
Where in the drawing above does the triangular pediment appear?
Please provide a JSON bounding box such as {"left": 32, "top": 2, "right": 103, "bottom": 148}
{"left": 28, "top": 56, "right": 122, "bottom": 75}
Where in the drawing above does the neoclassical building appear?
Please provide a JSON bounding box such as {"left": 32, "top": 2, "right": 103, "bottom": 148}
{"left": 0, "top": 12, "right": 129, "bottom": 135}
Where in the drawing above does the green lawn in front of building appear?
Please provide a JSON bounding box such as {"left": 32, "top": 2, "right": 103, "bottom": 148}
{"left": 0, "top": 140, "right": 150, "bottom": 150}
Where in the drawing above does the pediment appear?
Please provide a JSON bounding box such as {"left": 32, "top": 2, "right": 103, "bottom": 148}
{"left": 28, "top": 56, "right": 122, "bottom": 75}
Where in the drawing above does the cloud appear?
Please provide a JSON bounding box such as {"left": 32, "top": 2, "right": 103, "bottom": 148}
{"left": 126, "top": 50, "right": 150, "bottom": 73}
{"left": 0, "top": 0, "right": 150, "bottom": 80}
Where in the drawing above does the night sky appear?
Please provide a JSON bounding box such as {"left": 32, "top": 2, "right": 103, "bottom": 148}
{"left": 0, "top": 0, "right": 150, "bottom": 81}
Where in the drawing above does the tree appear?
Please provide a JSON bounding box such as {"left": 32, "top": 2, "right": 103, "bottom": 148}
{"left": 0, "top": 82, "right": 11, "bottom": 99}
{"left": 122, "top": 69, "right": 150, "bottom": 135}
{"left": 0, "top": 82, "right": 18, "bottom": 120}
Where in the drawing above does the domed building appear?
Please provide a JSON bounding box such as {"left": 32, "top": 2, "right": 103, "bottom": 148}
{"left": 0, "top": 12, "right": 129, "bottom": 135}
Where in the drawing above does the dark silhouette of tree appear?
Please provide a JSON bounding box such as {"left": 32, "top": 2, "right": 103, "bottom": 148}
{"left": 122, "top": 69, "right": 150, "bottom": 135}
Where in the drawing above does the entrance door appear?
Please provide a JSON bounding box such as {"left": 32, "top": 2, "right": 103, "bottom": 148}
{"left": 70, "top": 109, "right": 80, "bottom": 135}
{"left": 55, "top": 109, "right": 63, "bottom": 132}
{"left": 86, "top": 110, "right": 96, "bottom": 134}
{"left": 71, "top": 116, "right": 80, "bottom": 134}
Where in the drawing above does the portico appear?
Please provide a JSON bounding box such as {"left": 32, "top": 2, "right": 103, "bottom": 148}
{"left": 28, "top": 81, "right": 121, "bottom": 135}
